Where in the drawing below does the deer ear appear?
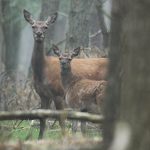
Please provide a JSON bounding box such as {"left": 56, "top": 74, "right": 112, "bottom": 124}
{"left": 71, "top": 47, "right": 80, "bottom": 58}
{"left": 23, "top": 9, "right": 35, "bottom": 25}
{"left": 46, "top": 12, "right": 57, "bottom": 25}
{"left": 52, "top": 44, "right": 60, "bottom": 56}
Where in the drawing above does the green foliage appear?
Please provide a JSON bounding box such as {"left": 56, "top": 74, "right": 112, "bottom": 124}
{"left": 0, "top": 120, "right": 102, "bottom": 141}
{"left": 0, "top": 120, "right": 39, "bottom": 141}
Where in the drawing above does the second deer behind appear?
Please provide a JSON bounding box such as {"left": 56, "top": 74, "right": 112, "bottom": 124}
{"left": 52, "top": 45, "right": 107, "bottom": 134}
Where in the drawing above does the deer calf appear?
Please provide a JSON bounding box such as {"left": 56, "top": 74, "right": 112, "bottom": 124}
{"left": 52, "top": 45, "right": 107, "bottom": 134}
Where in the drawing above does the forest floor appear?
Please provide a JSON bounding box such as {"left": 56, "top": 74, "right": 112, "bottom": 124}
{"left": 0, "top": 120, "right": 102, "bottom": 141}
{"left": 0, "top": 120, "right": 102, "bottom": 150}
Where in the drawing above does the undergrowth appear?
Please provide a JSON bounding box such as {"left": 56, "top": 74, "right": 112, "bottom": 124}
{"left": 0, "top": 120, "right": 102, "bottom": 141}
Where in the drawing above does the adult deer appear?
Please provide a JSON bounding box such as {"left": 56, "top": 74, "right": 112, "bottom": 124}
{"left": 23, "top": 9, "right": 62, "bottom": 139}
{"left": 52, "top": 45, "right": 107, "bottom": 134}
{"left": 23, "top": 9, "right": 109, "bottom": 139}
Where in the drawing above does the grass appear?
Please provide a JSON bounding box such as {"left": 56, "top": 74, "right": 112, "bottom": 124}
{"left": 0, "top": 120, "right": 102, "bottom": 141}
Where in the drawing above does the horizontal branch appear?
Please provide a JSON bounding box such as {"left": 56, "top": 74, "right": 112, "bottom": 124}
{"left": 0, "top": 109, "right": 104, "bottom": 123}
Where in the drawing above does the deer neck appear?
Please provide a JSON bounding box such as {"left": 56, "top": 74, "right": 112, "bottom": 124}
{"left": 32, "top": 40, "right": 45, "bottom": 82}
{"left": 61, "top": 67, "right": 80, "bottom": 91}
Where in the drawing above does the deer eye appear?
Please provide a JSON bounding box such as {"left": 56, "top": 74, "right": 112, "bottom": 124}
{"left": 68, "top": 57, "right": 72, "bottom": 61}
{"left": 43, "top": 26, "right": 48, "bottom": 29}
{"left": 32, "top": 25, "right": 36, "bottom": 29}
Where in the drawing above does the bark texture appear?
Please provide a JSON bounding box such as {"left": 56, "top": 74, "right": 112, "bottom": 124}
{"left": 1, "top": 0, "right": 21, "bottom": 71}
{"left": 40, "top": 0, "right": 60, "bottom": 52}
{"left": 103, "top": 0, "right": 150, "bottom": 150}
{"left": 0, "top": 0, "right": 5, "bottom": 72}
{"left": 66, "top": 0, "right": 92, "bottom": 50}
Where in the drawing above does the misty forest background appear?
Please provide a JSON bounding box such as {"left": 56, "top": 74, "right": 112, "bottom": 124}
{"left": 0, "top": 0, "right": 111, "bottom": 111}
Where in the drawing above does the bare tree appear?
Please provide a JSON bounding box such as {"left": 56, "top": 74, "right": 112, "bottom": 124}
{"left": 103, "top": 0, "right": 150, "bottom": 150}
{"left": 1, "top": 0, "right": 21, "bottom": 71}
{"left": 0, "top": 0, "right": 5, "bottom": 73}
{"left": 95, "top": 0, "right": 109, "bottom": 51}
{"left": 66, "top": 0, "right": 92, "bottom": 50}
{"left": 40, "top": 0, "right": 60, "bottom": 52}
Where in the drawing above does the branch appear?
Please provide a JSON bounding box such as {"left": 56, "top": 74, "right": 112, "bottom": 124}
{"left": 0, "top": 109, "right": 104, "bottom": 123}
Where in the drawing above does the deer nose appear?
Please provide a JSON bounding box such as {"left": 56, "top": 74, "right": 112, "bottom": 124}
{"left": 37, "top": 31, "right": 42, "bottom": 36}
{"left": 61, "top": 61, "right": 66, "bottom": 65}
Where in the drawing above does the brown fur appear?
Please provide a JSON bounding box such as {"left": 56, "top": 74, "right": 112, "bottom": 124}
{"left": 55, "top": 49, "right": 108, "bottom": 134}
{"left": 44, "top": 56, "right": 108, "bottom": 96}
{"left": 65, "top": 79, "right": 107, "bottom": 114}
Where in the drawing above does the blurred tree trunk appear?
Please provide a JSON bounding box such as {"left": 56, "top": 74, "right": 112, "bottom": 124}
{"left": 0, "top": 0, "right": 6, "bottom": 111}
{"left": 0, "top": 0, "right": 5, "bottom": 73}
{"left": 103, "top": 0, "right": 150, "bottom": 150}
{"left": 1, "top": 0, "right": 21, "bottom": 72}
{"left": 95, "top": 0, "right": 109, "bottom": 52}
{"left": 66, "top": 0, "right": 92, "bottom": 50}
{"left": 89, "top": 2, "right": 103, "bottom": 50}
{"left": 40, "top": 0, "right": 60, "bottom": 52}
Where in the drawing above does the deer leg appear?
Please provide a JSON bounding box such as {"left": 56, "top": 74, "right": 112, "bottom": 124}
{"left": 38, "top": 118, "right": 46, "bottom": 139}
{"left": 38, "top": 95, "right": 51, "bottom": 139}
{"left": 72, "top": 120, "right": 78, "bottom": 133}
{"left": 80, "top": 108, "right": 87, "bottom": 136}
{"left": 54, "top": 96, "right": 66, "bottom": 135}
{"left": 81, "top": 121, "right": 87, "bottom": 135}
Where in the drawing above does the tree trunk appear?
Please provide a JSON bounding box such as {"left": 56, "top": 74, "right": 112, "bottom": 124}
{"left": 66, "top": 0, "right": 92, "bottom": 50}
{"left": 95, "top": 0, "right": 110, "bottom": 52}
{"left": 102, "top": 0, "right": 122, "bottom": 148}
{"left": 103, "top": 0, "right": 150, "bottom": 150}
{"left": 40, "top": 0, "right": 60, "bottom": 52}
{"left": 89, "top": 2, "right": 103, "bottom": 50}
{"left": 1, "top": 0, "right": 21, "bottom": 72}
{"left": 0, "top": 0, "right": 5, "bottom": 73}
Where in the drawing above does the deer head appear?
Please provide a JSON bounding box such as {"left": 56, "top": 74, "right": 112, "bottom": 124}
{"left": 52, "top": 44, "right": 80, "bottom": 70}
{"left": 23, "top": 9, "right": 57, "bottom": 42}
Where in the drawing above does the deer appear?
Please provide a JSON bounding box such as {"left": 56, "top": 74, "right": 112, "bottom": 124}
{"left": 23, "top": 9, "right": 109, "bottom": 139}
{"left": 52, "top": 45, "right": 107, "bottom": 134}
{"left": 23, "top": 9, "right": 64, "bottom": 139}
